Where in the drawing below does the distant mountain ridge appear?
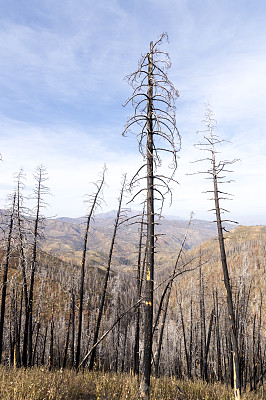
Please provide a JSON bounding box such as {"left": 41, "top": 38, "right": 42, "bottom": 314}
{"left": 40, "top": 210, "right": 237, "bottom": 266}
{"left": 1, "top": 208, "right": 264, "bottom": 269}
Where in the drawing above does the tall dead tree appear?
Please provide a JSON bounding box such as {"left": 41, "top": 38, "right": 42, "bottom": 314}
{"left": 88, "top": 175, "right": 127, "bottom": 370}
{"left": 123, "top": 33, "right": 180, "bottom": 399}
{"left": 14, "top": 170, "right": 31, "bottom": 367}
{"left": 193, "top": 107, "right": 241, "bottom": 399}
{"left": 0, "top": 193, "right": 16, "bottom": 363}
{"left": 27, "top": 166, "right": 49, "bottom": 366}
{"left": 75, "top": 167, "right": 106, "bottom": 368}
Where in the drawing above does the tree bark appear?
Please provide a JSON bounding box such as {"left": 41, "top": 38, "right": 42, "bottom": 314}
{"left": 212, "top": 156, "right": 241, "bottom": 399}
{"left": 75, "top": 170, "right": 105, "bottom": 368}
{"left": 0, "top": 194, "right": 16, "bottom": 363}
{"left": 133, "top": 207, "right": 145, "bottom": 375}
{"left": 140, "top": 40, "right": 154, "bottom": 400}
{"left": 89, "top": 176, "right": 126, "bottom": 370}
{"left": 28, "top": 168, "right": 45, "bottom": 366}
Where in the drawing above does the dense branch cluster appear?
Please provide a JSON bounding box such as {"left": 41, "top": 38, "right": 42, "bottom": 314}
{"left": 123, "top": 33, "right": 180, "bottom": 210}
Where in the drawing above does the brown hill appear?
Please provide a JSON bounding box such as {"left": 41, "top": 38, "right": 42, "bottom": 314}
{"left": 41, "top": 212, "right": 235, "bottom": 267}
{"left": 175, "top": 225, "right": 266, "bottom": 325}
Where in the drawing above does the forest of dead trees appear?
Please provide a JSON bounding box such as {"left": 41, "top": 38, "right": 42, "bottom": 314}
{"left": 0, "top": 33, "right": 265, "bottom": 399}
{"left": 0, "top": 184, "right": 265, "bottom": 394}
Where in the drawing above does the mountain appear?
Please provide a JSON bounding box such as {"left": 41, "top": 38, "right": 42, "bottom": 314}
{"left": 41, "top": 211, "right": 236, "bottom": 267}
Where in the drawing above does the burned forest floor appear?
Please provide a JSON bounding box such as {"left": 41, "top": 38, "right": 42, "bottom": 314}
{"left": 0, "top": 367, "right": 265, "bottom": 400}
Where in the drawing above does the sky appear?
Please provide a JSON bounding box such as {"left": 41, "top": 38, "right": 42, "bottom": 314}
{"left": 0, "top": 0, "right": 266, "bottom": 225}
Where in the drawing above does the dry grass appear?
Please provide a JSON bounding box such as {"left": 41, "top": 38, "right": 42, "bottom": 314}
{"left": 0, "top": 367, "right": 264, "bottom": 400}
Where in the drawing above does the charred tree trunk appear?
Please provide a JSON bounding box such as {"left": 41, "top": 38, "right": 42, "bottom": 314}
{"left": 133, "top": 207, "right": 146, "bottom": 375}
{"left": 32, "top": 319, "right": 40, "bottom": 366}
{"left": 15, "top": 172, "right": 30, "bottom": 368}
{"left": 71, "top": 288, "right": 75, "bottom": 368}
{"left": 214, "top": 289, "right": 222, "bottom": 382}
{"left": 28, "top": 193, "right": 40, "bottom": 365}
{"left": 48, "top": 317, "right": 54, "bottom": 370}
{"left": 199, "top": 263, "right": 207, "bottom": 380}
{"left": 123, "top": 33, "right": 180, "bottom": 397}
{"left": 28, "top": 166, "right": 48, "bottom": 366}
{"left": 0, "top": 194, "right": 16, "bottom": 363}
{"left": 63, "top": 309, "right": 71, "bottom": 368}
{"left": 16, "top": 287, "right": 23, "bottom": 367}
{"left": 212, "top": 148, "right": 241, "bottom": 399}
{"left": 154, "top": 289, "right": 170, "bottom": 376}
{"left": 179, "top": 301, "right": 191, "bottom": 379}
{"left": 204, "top": 307, "right": 215, "bottom": 381}
{"left": 195, "top": 109, "right": 241, "bottom": 399}
{"left": 75, "top": 169, "right": 105, "bottom": 369}
{"left": 40, "top": 326, "right": 47, "bottom": 366}
{"left": 88, "top": 176, "right": 126, "bottom": 370}
{"left": 121, "top": 324, "right": 128, "bottom": 373}
{"left": 141, "top": 40, "right": 155, "bottom": 399}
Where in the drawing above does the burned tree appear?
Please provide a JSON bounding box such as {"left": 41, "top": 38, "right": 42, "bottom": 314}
{"left": 0, "top": 193, "right": 16, "bottom": 363}
{"left": 14, "top": 170, "right": 31, "bottom": 367}
{"left": 75, "top": 167, "right": 106, "bottom": 368}
{"left": 123, "top": 33, "right": 180, "bottom": 399}
{"left": 193, "top": 107, "right": 241, "bottom": 399}
{"left": 153, "top": 215, "right": 192, "bottom": 376}
{"left": 88, "top": 175, "right": 127, "bottom": 370}
{"left": 27, "top": 165, "right": 49, "bottom": 366}
{"left": 133, "top": 205, "right": 146, "bottom": 376}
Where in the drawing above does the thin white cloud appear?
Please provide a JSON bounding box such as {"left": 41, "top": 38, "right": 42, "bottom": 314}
{"left": 0, "top": 0, "right": 265, "bottom": 224}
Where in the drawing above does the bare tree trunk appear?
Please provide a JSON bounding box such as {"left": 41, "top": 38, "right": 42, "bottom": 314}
{"left": 133, "top": 207, "right": 146, "bottom": 375}
{"left": 204, "top": 307, "right": 215, "bottom": 381}
{"left": 71, "top": 288, "right": 75, "bottom": 368}
{"left": 189, "top": 297, "right": 193, "bottom": 378}
{"left": 16, "top": 287, "right": 23, "bottom": 367}
{"left": 213, "top": 159, "right": 241, "bottom": 399}
{"left": 140, "top": 40, "right": 154, "bottom": 400}
{"left": 214, "top": 289, "right": 222, "bottom": 382}
{"left": 9, "top": 307, "right": 14, "bottom": 367}
{"left": 75, "top": 169, "right": 105, "bottom": 368}
{"left": 63, "top": 309, "right": 71, "bottom": 368}
{"left": 41, "top": 326, "right": 47, "bottom": 366}
{"left": 114, "top": 309, "right": 120, "bottom": 373}
{"left": 15, "top": 172, "right": 30, "bottom": 368}
{"left": 0, "top": 193, "right": 16, "bottom": 363}
{"left": 154, "top": 290, "right": 170, "bottom": 377}
{"left": 32, "top": 320, "right": 40, "bottom": 366}
{"left": 179, "top": 301, "right": 191, "bottom": 379}
{"left": 121, "top": 324, "right": 128, "bottom": 373}
{"left": 48, "top": 307, "right": 54, "bottom": 370}
{"left": 28, "top": 166, "right": 48, "bottom": 366}
{"left": 123, "top": 33, "right": 179, "bottom": 398}
{"left": 199, "top": 263, "right": 207, "bottom": 380}
{"left": 196, "top": 110, "right": 241, "bottom": 399}
{"left": 10, "top": 287, "right": 18, "bottom": 367}
{"left": 89, "top": 176, "right": 126, "bottom": 370}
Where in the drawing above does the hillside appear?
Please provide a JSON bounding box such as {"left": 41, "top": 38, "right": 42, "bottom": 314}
{"left": 41, "top": 211, "right": 236, "bottom": 267}
{"left": 180, "top": 224, "right": 266, "bottom": 291}
{"left": 174, "top": 224, "right": 266, "bottom": 328}
{"left": 0, "top": 213, "right": 264, "bottom": 388}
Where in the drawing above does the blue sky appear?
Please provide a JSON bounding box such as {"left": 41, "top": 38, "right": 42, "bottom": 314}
{"left": 0, "top": 0, "right": 266, "bottom": 224}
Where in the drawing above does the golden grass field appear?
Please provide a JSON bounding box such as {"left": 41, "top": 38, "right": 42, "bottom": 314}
{"left": 0, "top": 367, "right": 265, "bottom": 400}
